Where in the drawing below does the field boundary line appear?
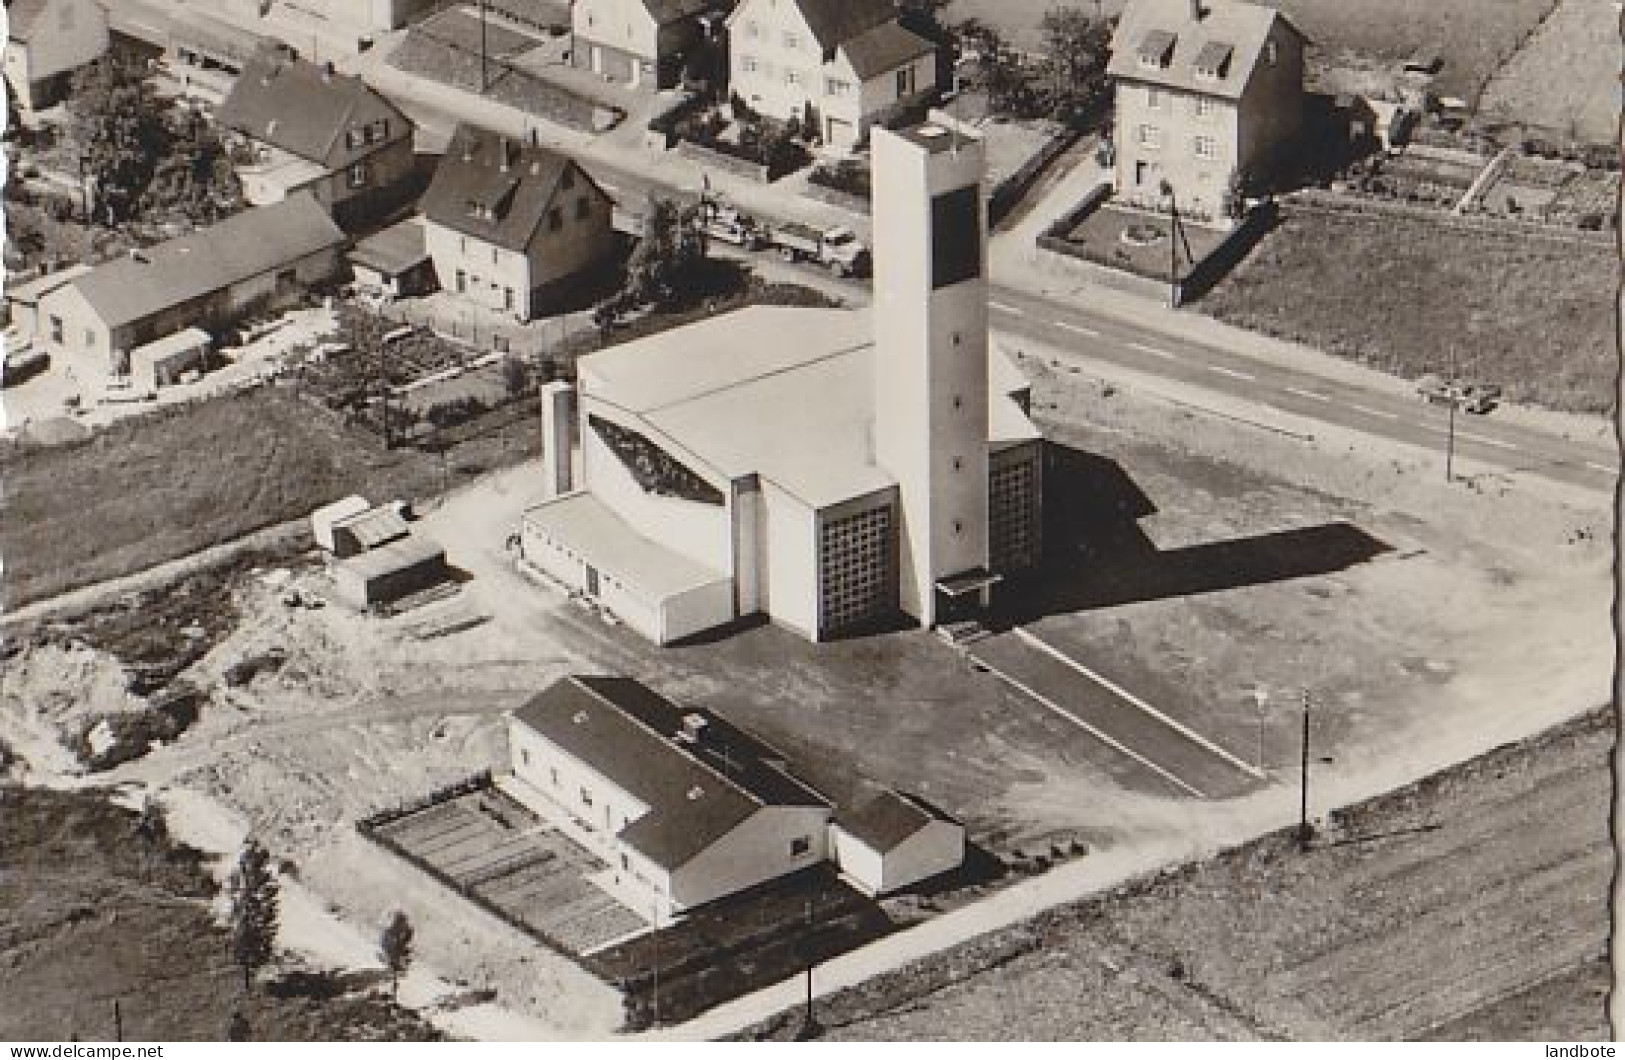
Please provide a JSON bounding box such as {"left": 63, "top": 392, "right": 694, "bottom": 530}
{"left": 968, "top": 648, "right": 1207, "bottom": 798}
{"left": 1014, "top": 627, "right": 1266, "bottom": 781}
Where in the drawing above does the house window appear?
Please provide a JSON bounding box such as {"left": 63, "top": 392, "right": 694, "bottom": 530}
{"left": 519, "top": 748, "right": 530, "bottom": 765}
{"left": 49, "top": 315, "right": 63, "bottom": 344}
{"left": 783, "top": 31, "right": 799, "bottom": 49}
{"left": 1194, "top": 96, "right": 1215, "bottom": 118}
{"left": 1265, "top": 40, "right": 1278, "bottom": 66}
{"left": 504, "top": 286, "right": 515, "bottom": 312}
{"left": 460, "top": 236, "right": 468, "bottom": 253}
{"left": 620, "top": 853, "right": 629, "bottom": 870}
{"left": 785, "top": 68, "right": 801, "bottom": 86}
{"left": 745, "top": 19, "right": 760, "bottom": 38}
{"left": 825, "top": 77, "right": 850, "bottom": 96}
{"left": 1194, "top": 135, "right": 1219, "bottom": 160}
{"left": 576, "top": 195, "right": 591, "bottom": 220}
{"left": 1146, "top": 86, "right": 1162, "bottom": 109}
{"left": 1137, "top": 124, "right": 1162, "bottom": 148}
{"left": 455, "top": 269, "right": 467, "bottom": 293}
{"left": 1135, "top": 160, "right": 1151, "bottom": 186}
{"left": 548, "top": 207, "right": 563, "bottom": 231}
{"left": 896, "top": 66, "right": 916, "bottom": 97}
{"left": 580, "top": 787, "right": 593, "bottom": 807}
{"left": 491, "top": 247, "right": 499, "bottom": 265}
{"left": 347, "top": 162, "right": 369, "bottom": 188}
{"left": 742, "top": 55, "right": 759, "bottom": 73}
{"left": 550, "top": 766, "right": 559, "bottom": 785}
{"left": 83, "top": 329, "right": 95, "bottom": 349}
{"left": 790, "top": 837, "right": 811, "bottom": 857}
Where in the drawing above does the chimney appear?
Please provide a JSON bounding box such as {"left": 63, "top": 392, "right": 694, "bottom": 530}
{"left": 541, "top": 381, "right": 576, "bottom": 498}
{"left": 499, "top": 136, "right": 511, "bottom": 172}
{"left": 529, "top": 126, "right": 540, "bottom": 147}
{"left": 1189, "top": 0, "right": 1205, "bottom": 19}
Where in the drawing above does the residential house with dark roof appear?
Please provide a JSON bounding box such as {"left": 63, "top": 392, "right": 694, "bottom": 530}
{"left": 570, "top": 0, "right": 720, "bottom": 90}
{"left": 34, "top": 193, "right": 346, "bottom": 374}
{"left": 3, "top": 0, "right": 110, "bottom": 114}
{"left": 217, "top": 52, "right": 416, "bottom": 228}
{"left": 1109, "top": 0, "right": 1306, "bottom": 224}
{"left": 421, "top": 124, "right": 617, "bottom": 322}
{"left": 726, "top": 0, "right": 939, "bottom": 149}
{"left": 506, "top": 676, "right": 832, "bottom": 921}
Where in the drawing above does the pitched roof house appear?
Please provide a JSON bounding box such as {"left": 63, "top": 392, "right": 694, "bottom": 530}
{"left": 35, "top": 193, "right": 346, "bottom": 371}
{"left": 727, "top": 0, "right": 940, "bottom": 149}
{"left": 421, "top": 124, "right": 617, "bottom": 322}
{"left": 1108, "top": 0, "right": 1306, "bottom": 224}
{"left": 571, "top": 0, "right": 721, "bottom": 90}
{"left": 217, "top": 52, "right": 416, "bottom": 227}
{"left": 3, "top": 0, "right": 110, "bottom": 113}
{"left": 506, "top": 676, "right": 832, "bottom": 920}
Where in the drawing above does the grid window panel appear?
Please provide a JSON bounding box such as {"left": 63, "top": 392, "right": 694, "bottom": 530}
{"left": 990, "top": 459, "right": 1037, "bottom": 571}
{"left": 818, "top": 506, "right": 893, "bottom": 634}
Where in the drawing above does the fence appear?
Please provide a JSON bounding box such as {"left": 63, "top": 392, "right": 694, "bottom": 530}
{"left": 1284, "top": 188, "right": 1616, "bottom": 247}
{"left": 677, "top": 139, "right": 771, "bottom": 183}
{"left": 988, "top": 124, "right": 1084, "bottom": 228}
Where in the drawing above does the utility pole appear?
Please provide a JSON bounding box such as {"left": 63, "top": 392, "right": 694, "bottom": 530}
{"left": 794, "top": 886, "right": 821, "bottom": 1040}
{"left": 1444, "top": 344, "right": 1458, "bottom": 483}
{"left": 378, "top": 330, "right": 392, "bottom": 450}
{"left": 1160, "top": 180, "right": 1179, "bottom": 309}
{"left": 478, "top": 0, "right": 490, "bottom": 95}
{"left": 649, "top": 901, "right": 661, "bottom": 1029}
{"left": 113, "top": 999, "right": 122, "bottom": 1043}
{"left": 1298, "top": 689, "right": 1312, "bottom": 852}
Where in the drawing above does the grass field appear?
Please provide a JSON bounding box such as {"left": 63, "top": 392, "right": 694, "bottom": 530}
{"left": 0, "top": 786, "right": 440, "bottom": 1042}
{"left": 0, "top": 387, "right": 536, "bottom": 609}
{"left": 1199, "top": 205, "right": 1617, "bottom": 413}
{"left": 1477, "top": 0, "right": 1621, "bottom": 144}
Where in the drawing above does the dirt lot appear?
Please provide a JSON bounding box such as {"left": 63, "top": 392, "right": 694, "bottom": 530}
{"left": 1200, "top": 205, "right": 1617, "bottom": 413}
{"left": 0, "top": 785, "right": 440, "bottom": 1042}
{"left": 738, "top": 706, "right": 1612, "bottom": 1041}
{"left": 1477, "top": 0, "right": 1621, "bottom": 145}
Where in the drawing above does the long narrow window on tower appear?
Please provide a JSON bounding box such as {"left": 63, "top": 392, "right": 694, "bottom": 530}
{"left": 931, "top": 186, "right": 982, "bottom": 289}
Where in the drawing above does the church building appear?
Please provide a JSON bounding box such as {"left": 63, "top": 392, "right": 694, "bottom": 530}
{"left": 518, "top": 116, "right": 1044, "bottom": 644}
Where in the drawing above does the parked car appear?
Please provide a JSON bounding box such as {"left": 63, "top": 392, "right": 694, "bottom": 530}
{"left": 1, "top": 345, "right": 49, "bottom": 387}
{"left": 1416, "top": 375, "right": 1501, "bottom": 413}
{"left": 698, "top": 199, "right": 768, "bottom": 250}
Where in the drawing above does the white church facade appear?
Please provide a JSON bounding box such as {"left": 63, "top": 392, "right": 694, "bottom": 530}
{"left": 517, "top": 117, "right": 1044, "bottom": 645}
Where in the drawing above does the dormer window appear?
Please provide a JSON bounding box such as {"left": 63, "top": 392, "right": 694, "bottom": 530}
{"left": 1137, "top": 29, "right": 1176, "bottom": 69}
{"left": 1193, "top": 40, "right": 1234, "bottom": 80}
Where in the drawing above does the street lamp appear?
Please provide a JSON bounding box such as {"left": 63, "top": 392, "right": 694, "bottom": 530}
{"left": 1248, "top": 687, "right": 1269, "bottom": 774}
{"left": 1158, "top": 179, "right": 1179, "bottom": 309}
{"left": 793, "top": 884, "right": 822, "bottom": 1040}
{"left": 1444, "top": 343, "right": 1459, "bottom": 483}
{"left": 1298, "top": 689, "right": 1313, "bottom": 852}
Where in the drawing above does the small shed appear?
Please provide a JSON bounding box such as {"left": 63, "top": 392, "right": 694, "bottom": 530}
{"left": 830, "top": 787, "right": 965, "bottom": 897}
{"left": 332, "top": 535, "right": 448, "bottom": 611}
{"left": 330, "top": 504, "right": 410, "bottom": 557}
{"left": 311, "top": 495, "right": 371, "bottom": 553}
{"left": 347, "top": 219, "right": 437, "bottom": 299}
{"left": 130, "top": 327, "right": 212, "bottom": 389}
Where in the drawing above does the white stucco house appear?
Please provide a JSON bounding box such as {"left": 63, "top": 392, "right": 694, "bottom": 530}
{"left": 3, "top": 0, "right": 110, "bottom": 116}
{"left": 830, "top": 787, "right": 965, "bottom": 896}
{"left": 726, "top": 0, "right": 939, "bottom": 149}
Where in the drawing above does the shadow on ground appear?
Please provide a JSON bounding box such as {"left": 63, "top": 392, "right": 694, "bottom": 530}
{"left": 994, "top": 444, "right": 1391, "bottom": 625}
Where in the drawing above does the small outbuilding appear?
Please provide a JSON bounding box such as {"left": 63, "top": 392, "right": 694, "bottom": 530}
{"left": 830, "top": 787, "right": 965, "bottom": 897}
{"left": 311, "top": 495, "right": 372, "bottom": 553}
{"left": 330, "top": 504, "right": 410, "bottom": 558}
{"left": 348, "top": 219, "right": 437, "bottom": 300}
{"left": 129, "top": 327, "right": 212, "bottom": 390}
{"left": 332, "top": 535, "right": 448, "bottom": 611}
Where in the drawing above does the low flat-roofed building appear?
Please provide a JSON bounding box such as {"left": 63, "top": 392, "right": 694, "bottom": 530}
{"left": 504, "top": 675, "right": 832, "bottom": 922}
{"left": 332, "top": 534, "right": 447, "bottom": 610}
{"left": 129, "top": 326, "right": 212, "bottom": 390}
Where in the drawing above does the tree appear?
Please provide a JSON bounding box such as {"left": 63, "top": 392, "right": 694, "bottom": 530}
{"left": 228, "top": 840, "right": 280, "bottom": 992}
{"left": 624, "top": 196, "right": 708, "bottom": 308}
{"left": 1037, "top": 6, "right": 1113, "bottom": 120}
{"left": 225, "top": 1011, "right": 251, "bottom": 1042}
{"left": 379, "top": 911, "right": 414, "bottom": 999}
{"left": 69, "top": 53, "right": 169, "bottom": 224}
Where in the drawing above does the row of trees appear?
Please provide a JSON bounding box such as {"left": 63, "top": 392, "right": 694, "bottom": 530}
{"left": 68, "top": 52, "right": 243, "bottom": 226}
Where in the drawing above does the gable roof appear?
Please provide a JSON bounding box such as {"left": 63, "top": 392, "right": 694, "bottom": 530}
{"left": 217, "top": 52, "right": 409, "bottom": 167}
{"left": 512, "top": 677, "right": 828, "bottom": 870}
{"left": 65, "top": 194, "right": 345, "bottom": 329}
{"left": 840, "top": 20, "right": 936, "bottom": 80}
{"left": 783, "top": 0, "right": 898, "bottom": 54}
{"left": 422, "top": 124, "right": 604, "bottom": 253}
{"left": 1108, "top": 0, "right": 1302, "bottom": 100}
{"left": 834, "top": 787, "right": 952, "bottom": 851}
{"left": 6, "top": 0, "right": 52, "bottom": 41}
{"left": 644, "top": 0, "right": 715, "bottom": 24}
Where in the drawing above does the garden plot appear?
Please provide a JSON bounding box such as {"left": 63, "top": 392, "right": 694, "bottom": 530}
{"left": 369, "top": 788, "right": 646, "bottom": 956}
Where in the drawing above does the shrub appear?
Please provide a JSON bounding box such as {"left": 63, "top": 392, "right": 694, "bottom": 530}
{"left": 809, "top": 159, "right": 872, "bottom": 200}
